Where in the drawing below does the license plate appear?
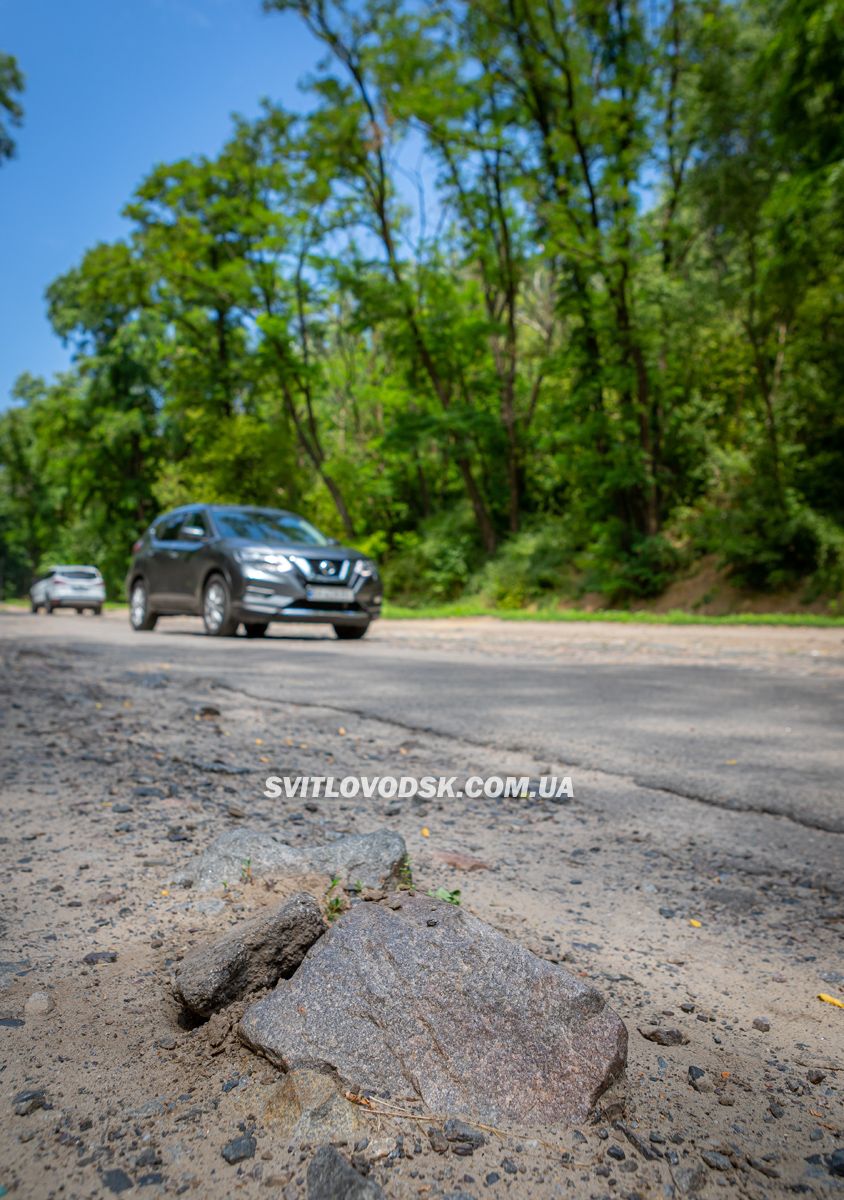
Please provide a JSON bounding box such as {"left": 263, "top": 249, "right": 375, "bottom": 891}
{"left": 307, "top": 585, "right": 355, "bottom": 603}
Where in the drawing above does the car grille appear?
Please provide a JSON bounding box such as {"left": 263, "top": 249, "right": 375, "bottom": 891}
{"left": 290, "top": 555, "right": 351, "bottom": 582}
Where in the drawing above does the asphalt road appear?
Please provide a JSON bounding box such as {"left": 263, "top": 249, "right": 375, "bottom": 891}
{"left": 4, "top": 607, "right": 843, "bottom": 835}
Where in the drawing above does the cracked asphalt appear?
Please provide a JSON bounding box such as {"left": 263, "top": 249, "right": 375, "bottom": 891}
{"left": 6, "top": 608, "right": 844, "bottom": 833}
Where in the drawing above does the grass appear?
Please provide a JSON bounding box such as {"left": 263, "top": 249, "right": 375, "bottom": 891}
{"left": 5, "top": 596, "right": 843, "bottom": 627}
{"left": 382, "top": 599, "right": 844, "bottom": 627}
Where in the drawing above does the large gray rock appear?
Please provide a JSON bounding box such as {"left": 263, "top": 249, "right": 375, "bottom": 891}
{"left": 240, "top": 895, "right": 627, "bottom": 1128}
{"left": 173, "top": 893, "right": 325, "bottom": 1017}
{"left": 190, "top": 827, "right": 407, "bottom": 893}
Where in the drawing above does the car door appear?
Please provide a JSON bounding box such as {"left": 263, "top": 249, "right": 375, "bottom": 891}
{"left": 167, "top": 510, "right": 212, "bottom": 612}
{"left": 147, "top": 512, "right": 186, "bottom": 609}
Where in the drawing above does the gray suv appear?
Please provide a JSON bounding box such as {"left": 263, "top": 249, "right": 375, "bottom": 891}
{"left": 126, "top": 505, "right": 381, "bottom": 638}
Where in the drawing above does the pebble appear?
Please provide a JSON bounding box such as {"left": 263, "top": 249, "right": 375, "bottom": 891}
{"left": 101, "top": 1168, "right": 134, "bottom": 1194}
{"left": 807, "top": 1069, "right": 826, "bottom": 1085}
{"left": 638, "top": 1027, "right": 687, "bottom": 1046}
{"left": 13, "top": 1089, "right": 49, "bottom": 1116}
{"left": 829, "top": 1148, "right": 844, "bottom": 1178}
{"left": 24, "top": 990, "right": 55, "bottom": 1017}
{"left": 82, "top": 950, "right": 117, "bottom": 965}
{"left": 427, "top": 1128, "right": 448, "bottom": 1154}
{"left": 221, "top": 1135, "right": 256, "bottom": 1164}
{"left": 443, "top": 1120, "right": 485, "bottom": 1149}
{"left": 752, "top": 1017, "right": 771, "bottom": 1032}
{"left": 701, "top": 1150, "right": 733, "bottom": 1171}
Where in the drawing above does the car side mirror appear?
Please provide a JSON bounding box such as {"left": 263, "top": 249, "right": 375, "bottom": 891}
{"left": 182, "top": 525, "right": 206, "bottom": 542}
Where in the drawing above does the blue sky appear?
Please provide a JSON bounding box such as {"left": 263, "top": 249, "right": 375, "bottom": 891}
{"left": 0, "top": 0, "right": 322, "bottom": 407}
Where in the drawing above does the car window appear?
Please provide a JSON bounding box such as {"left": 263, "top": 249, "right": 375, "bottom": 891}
{"left": 155, "top": 513, "right": 185, "bottom": 540}
{"left": 179, "top": 511, "right": 210, "bottom": 537}
{"left": 61, "top": 569, "right": 98, "bottom": 579}
{"left": 212, "top": 509, "right": 330, "bottom": 547}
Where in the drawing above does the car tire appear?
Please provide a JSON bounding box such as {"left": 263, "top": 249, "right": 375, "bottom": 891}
{"left": 244, "top": 622, "right": 269, "bottom": 639}
{"left": 30, "top": 600, "right": 38, "bottom": 613}
{"left": 202, "top": 574, "right": 238, "bottom": 637}
{"left": 130, "top": 580, "right": 158, "bottom": 631}
{"left": 93, "top": 606, "right": 102, "bottom": 616}
{"left": 333, "top": 623, "right": 369, "bottom": 640}
{"left": 46, "top": 601, "right": 54, "bottom": 615}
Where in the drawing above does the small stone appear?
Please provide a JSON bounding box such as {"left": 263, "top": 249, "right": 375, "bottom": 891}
{"left": 807, "top": 1069, "right": 826, "bottom": 1085}
{"left": 828, "top": 1148, "right": 844, "bottom": 1178}
{"left": 101, "top": 1168, "right": 134, "bottom": 1194}
{"left": 638, "top": 1027, "right": 687, "bottom": 1046}
{"left": 746, "top": 1156, "right": 780, "bottom": 1179}
{"left": 768, "top": 1102, "right": 785, "bottom": 1118}
{"left": 675, "top": 1164, "right": 707, "bottom": 1192}
{"left": 752, "top": 1017, "right": 771, "bottom": 1032}
{"left": 221, "top": 1135, "right": 256, "bottom": 1164}
{"left": 485, "top": 1171, "right": 500, "bottom": 1184}
{"left": 13, "top": 1089, "right": 49, "bottom": 1116}
{"left": 307, "top": 1144, "right": 385, "bottom": 1198}
{"left": 82, "top": 950, "right": 117, "bottom": 965}
{"left": 174, "top": 893, "right": 325, "bottom": 1017}
{"left": 427, "top": 1128, "right": 449, "bottom": 1154}
{"left": 701, "top": 1150, "right": 733, "bottom": 1171}
{"left": 502, "top": 1157, "right": 517, "bottom": 1174}
{"left": 444, "top": 1119, "right": 486, "bottom": 1148}
{"left": 607, "top": 1145, "right": 625, "bottom": 1161}
{"left": 24, "top": 991, "right": 55, "bottom": 1017}
{"left": 157, "top": 1035, "right": 177, "bottom": 1050}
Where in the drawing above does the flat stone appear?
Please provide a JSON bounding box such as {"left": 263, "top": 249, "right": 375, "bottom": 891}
{"left": 307, "top": 1144, "right": 385, "bottom": 1199}
{"left": 174, "top": 894, "right": 325, "bottom": 1017}
{"left": 191, "top": 827, "right": 407, "bottom": 892}
{"left": 240, "top": 894, "right": 626, "bottom": 1128}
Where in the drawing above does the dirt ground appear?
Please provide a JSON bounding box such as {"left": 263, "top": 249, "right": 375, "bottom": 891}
{"left": 0, "top": 618, "right": 842, "bottom": 1199}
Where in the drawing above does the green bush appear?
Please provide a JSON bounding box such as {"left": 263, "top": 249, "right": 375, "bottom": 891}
{"left": 473, "top": 523, "right": 575, "bottom": 608}
{"left": 700, "top": 486, "right": 844, "bottom": 593}
{"left": 382, "top": 507, "right": 482, "bottom": 603}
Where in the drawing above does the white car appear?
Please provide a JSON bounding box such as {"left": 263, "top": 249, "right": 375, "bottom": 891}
{"left": 30, "top": 566, "right": 106, "bottom": 615}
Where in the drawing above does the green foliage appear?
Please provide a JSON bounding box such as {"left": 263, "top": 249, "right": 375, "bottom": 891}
{"left": 0, "top": 51, "right": 24, "bottom": 164}
{"left": 2, "top": 1, "right": 843, "bottom": 607}
{"left": 384, "top": 507, "right": 483, "bottom": 603}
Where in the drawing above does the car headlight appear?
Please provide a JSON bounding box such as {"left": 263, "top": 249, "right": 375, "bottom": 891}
{"left": 235, "top": 548, "right": 294, "bottom": 572}
{"left": 354, "top": 558, "right": 377, "bottom": 578}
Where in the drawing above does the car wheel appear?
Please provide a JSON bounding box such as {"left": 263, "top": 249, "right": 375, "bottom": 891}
{"left": 30, "top": 600, "right": 38, "bottom": 613}
{"left": 244, "top": 622, "right": 269, "bottom": 639}
{"left": 46, "top": 601, "right": 54, "bottom": 615}
{"left": 130, "top": 580, "right": 158, "bottom": 631}
{"left": 333, "top": 623, "right": 369, "bottom": 640}
{"left": 93, "top": 606, "right": 102, "bottom": 616}
{"left": 202, "top": 574, "right": 238, "bottom": 636}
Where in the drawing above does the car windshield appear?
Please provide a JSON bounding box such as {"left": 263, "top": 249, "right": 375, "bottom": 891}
{"left": 213, "top": 509, "right": 330, "bottom": 547}
{"left": 57, "top": 568, "right": 99, "bottom": 579}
